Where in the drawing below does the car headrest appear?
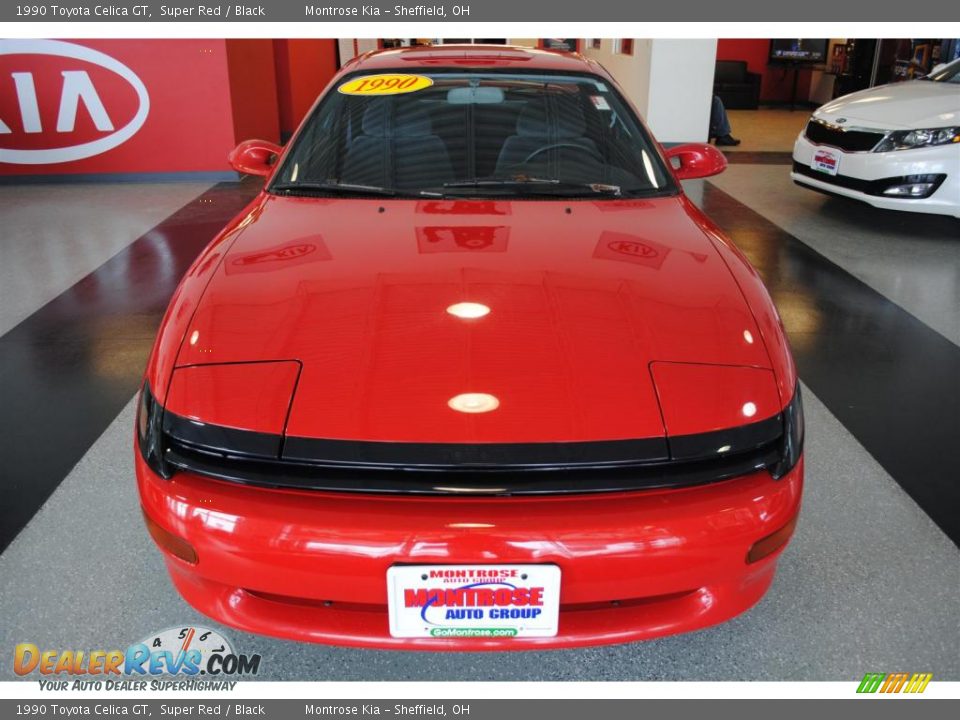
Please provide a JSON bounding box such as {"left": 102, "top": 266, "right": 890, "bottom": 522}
{"left": 516, "top": 103, "right": 586, "bottom": 138}
{"left": 361, "top": 103, "right": 433, "bottom": 137}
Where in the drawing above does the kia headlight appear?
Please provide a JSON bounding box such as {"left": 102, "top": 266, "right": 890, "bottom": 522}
{"left": 874, "top": 126, "right": 960, "bottom": 152}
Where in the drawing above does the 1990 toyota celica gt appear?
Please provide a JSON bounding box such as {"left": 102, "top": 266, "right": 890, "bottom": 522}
{"left": 136, "top": 46, "right": 803, "bottom": 649}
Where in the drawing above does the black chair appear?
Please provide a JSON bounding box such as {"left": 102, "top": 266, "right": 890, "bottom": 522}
{"left": 713, "top": 60, "right": 762, "bottom": 110}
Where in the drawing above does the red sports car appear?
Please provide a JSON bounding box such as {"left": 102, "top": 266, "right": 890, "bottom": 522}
{"left": 136, "top": 45, "right": 803, "bottom": 649}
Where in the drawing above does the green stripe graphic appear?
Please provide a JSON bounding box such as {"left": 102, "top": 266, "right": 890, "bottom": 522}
{"left": 857, "top": 673, "right": 886, "bottom": 693}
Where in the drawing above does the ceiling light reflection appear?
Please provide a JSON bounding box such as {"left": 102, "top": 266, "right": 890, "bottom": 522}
{"left": 433, "top": 486, "right": 506, "bottom": 494}
{"left": 446, "top": 302, "right": 490, "bottom": 319}
{"left": 743, "top": 330, "right": 754, "bottom": 344}
{"left": 742, "top": 402, "right": 757, "bottom": 418}
{"left": 448, "top": 392, "right": 500, "bottom": 414}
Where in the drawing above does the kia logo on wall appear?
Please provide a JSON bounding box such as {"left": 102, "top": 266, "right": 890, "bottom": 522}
{"left": 0, "top": 39, "right": 150, "bottom": 164}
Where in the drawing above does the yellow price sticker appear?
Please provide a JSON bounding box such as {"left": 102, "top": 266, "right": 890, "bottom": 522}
{"left": 338, "top": 74, "right": 434, "bottom": 96}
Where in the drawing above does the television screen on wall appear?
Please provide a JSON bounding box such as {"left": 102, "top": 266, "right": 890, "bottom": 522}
{"left": 769, "top": 39, "right": 829, "bottom": 64}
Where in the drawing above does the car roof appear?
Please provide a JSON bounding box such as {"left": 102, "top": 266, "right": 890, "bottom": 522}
{"left": 345, "top": 44, "right": 609, "bottom": 76}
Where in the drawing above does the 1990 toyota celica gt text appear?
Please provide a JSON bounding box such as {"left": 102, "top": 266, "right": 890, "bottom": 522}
{"left": 136, "top": 46, "right": 804, "bottom": 649}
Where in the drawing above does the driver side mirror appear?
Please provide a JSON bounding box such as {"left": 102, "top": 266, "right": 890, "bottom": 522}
{"left": 665, "top": 143, "right": 727, "bottom": 180}
{"left": 229, "top": 139, "right": 282, "bottom": 177}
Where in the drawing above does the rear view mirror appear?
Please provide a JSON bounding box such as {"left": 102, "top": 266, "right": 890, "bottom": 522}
{"left": 447, "top": 87, "right": 505, "bottom": 104}
{"left": 229, "top": 139, "right": 282, "bottom": 177}
{"left": 664, "top": 143, "right": 727, "bottom": 180}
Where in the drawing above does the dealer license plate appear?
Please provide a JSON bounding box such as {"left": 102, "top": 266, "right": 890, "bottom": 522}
{"left": 386, "top": 564, "right": 561, "bottom": 639}
{"left": 811, "top": 148, "right": 840, "bottom": 176}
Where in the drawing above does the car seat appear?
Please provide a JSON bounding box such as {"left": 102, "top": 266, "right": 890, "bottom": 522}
{"left": 494, "top": 101, "right": 602, "bottom": 180}
{"left": 341, "top": 102, "right": 455, "bottom": 190}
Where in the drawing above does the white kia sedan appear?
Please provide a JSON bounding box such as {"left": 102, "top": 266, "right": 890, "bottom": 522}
{"left": 792, "top": 58, "right": 960, "bottom": 218}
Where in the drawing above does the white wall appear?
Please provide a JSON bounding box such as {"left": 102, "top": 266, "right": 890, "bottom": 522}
{"left": 582, "top": 40, "right": 653, "bottom": 118}
{"left": 338, "top": 38, "right": 380, "bottom": 65}
{"left": 583, "top": 39, "right": 717, "bottom": 144}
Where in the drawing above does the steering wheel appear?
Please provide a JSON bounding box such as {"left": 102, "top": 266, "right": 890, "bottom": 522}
{"left": 519, "top": 143, "right": 605, "bottom": 166}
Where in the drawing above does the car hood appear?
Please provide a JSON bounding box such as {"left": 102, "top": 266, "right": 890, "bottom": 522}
{"left": 173, "top": 194, "right": 773, "bottom": 444}
{"left": 815, "top": 81, "right": 960, "bottom": 130}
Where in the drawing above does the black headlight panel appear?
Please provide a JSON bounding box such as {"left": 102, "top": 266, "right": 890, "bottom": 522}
{"left": 137, "top": 383, "right": 173, "bottom": 479}
{"left": 771, "top": 384, "right": 804, "bottom": 480}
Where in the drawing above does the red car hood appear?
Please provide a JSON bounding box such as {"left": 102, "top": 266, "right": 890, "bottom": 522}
{"left": 173, "top": 194, "right": 772, "bottom": 444}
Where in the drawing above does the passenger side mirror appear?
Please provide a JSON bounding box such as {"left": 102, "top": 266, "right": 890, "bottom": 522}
{"left": 665, "top": 143, "right": 727, "bottom": 180}
{"left": 229, "top": 139, "right": 282, "bottom": 177}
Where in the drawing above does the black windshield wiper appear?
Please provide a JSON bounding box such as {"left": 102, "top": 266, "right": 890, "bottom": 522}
{"left": 443, "top": 177, "right": 621, "bottom": 197}
{"left": 271, "top": 182, "right": 441, "bottom": 198}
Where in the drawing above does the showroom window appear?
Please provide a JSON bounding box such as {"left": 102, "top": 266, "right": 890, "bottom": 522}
{"left": 613, "top": 39, "right": 634, "bottom": 55}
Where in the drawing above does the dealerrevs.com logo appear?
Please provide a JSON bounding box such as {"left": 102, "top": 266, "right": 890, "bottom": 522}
{"left": 14, "top": 626, "right": 261, "bottom": 691}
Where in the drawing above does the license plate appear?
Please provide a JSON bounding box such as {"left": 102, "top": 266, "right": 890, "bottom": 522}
{"left": 811, "top": 148, "right": 840, "bottom": 176}
{"left": 386, "top": 564, "right": 561, "bottom": 639}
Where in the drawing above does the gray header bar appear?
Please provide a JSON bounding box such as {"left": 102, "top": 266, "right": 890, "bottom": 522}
{"left": 0, "top": 700, "right": 957, "bottom": 720}
{"left": 2, "top": 0, "right": 957, "bottom": 22}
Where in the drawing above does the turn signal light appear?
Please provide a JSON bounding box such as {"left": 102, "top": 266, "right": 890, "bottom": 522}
{"left": 746, "top": 514, "right": 798, "bottom": 564}
{"left": 142, "top": 507, "right": 198, "bottom": 565}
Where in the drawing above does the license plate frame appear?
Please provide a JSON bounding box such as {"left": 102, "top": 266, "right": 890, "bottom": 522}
{"left": 811, "top": 148, "right": 841, "bottom": 176}
{"left": 386, "top": 564, "right": 561, "bottom": 639}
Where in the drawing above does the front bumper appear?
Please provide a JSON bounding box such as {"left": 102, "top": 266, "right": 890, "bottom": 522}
{"left": 137, "top": 450, "right": 803, "bottom": 650}
{"left": 792, "top": 134, "right": 960, "bottom": 218}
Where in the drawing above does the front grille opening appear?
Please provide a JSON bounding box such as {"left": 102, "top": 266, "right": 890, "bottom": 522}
{"left": 793, "top": 162, "right": 948, "bottom": 199}
{"left": 166, "top": 437, "right": 781, "bottom": 496}
{"left": 158, "top": 403, "right": 789, "bottom": 496}
{"left": 244, "top": 588, "right": 698, "bottom": 613}
{"left": 804, "top": 119, "right": 885, "bottom": 152}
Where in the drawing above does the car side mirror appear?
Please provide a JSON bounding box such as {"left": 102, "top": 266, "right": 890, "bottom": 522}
{"left": 229, "top": 139, "right": 282, "bottom": 177}
{"left": 665, "top": 143, "right": 727, "bottom": 180}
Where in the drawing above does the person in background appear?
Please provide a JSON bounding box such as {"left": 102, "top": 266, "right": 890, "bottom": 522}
{"left": 709, "top": 95, "right": 741, "bottom": 147}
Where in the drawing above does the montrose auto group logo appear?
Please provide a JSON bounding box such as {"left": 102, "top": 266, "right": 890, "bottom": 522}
{"left": 13, "top": 626, "right": 261, "bottom": 690}
{"left": 412, "top": 575, "right": 546, "bottom": 637}
{"left": 0, "top": 39, "right": 150, "bottom": 164}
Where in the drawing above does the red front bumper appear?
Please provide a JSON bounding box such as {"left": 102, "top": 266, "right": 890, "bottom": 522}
{"left": 136, "top": 453, "right": 803, "bottom": 650}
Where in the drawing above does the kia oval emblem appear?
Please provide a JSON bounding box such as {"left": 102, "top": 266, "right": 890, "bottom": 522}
{"left": 0, "top": 39, "right": 150, "bottom": 165}
{"left": 836, "top": 118, "right": 847, "bottom": 124}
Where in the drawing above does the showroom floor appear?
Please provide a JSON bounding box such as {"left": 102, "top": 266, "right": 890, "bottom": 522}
{"left": 723, "top": 108, "right": 811, "bottom": 153}
{"left": 1, "top": 161, "right": 958, "bottom": 681}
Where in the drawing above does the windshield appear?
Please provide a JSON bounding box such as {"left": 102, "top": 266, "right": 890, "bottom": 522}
{"left": 925, "top": 58, "right": 960, "bottom": 83}
{"left": 271, "top": 71, "right": 676, "bottom": 199}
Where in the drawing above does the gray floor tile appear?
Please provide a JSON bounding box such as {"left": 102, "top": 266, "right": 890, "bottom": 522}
{"left": 0, "top": 182, "right": 211, "bottom": 337}
{"left": 707, "top": 166, "right": 960, "bottom": 346}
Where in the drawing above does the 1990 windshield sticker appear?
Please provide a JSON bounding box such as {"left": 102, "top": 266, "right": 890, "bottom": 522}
{"left": 14, "top": 626, "right": 261, "bottom": 691}
{"left": 388, "top": 565, "right": 561, "bottom": 638}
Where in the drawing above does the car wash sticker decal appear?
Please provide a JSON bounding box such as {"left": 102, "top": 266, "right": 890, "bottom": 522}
{"left": 338, "top": 74, "right": 434, "bottom": 96}
{"left": 590, "top": 95, "right": 611, "bottom": 111}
